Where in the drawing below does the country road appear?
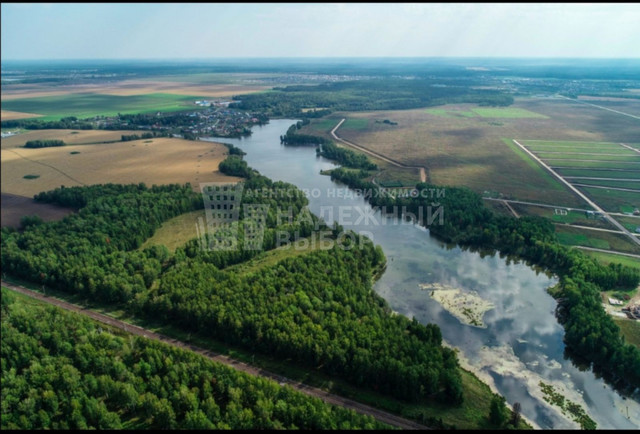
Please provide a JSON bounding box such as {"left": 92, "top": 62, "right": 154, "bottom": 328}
{"left": 557, "top": 94, "right": 640, "bottom": 121}
{"left": 330, "top": 119, "right": 427, "bottom": 183}
{"left": 483, "top": 197, "right": 640, "bottom": 219}
{"left": 512, "top": 139, "right": 640, "bottom": 248}
{"left": 1, "top": 281, "right": 429, "bottom": 431}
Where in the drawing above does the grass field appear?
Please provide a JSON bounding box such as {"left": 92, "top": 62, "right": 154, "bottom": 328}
{"left": 140, "top": 209, "right": 205, "bottom": 252}
{"left": 613, "top": 215, "right": 640, "bottom": 232}
{"left": 527, "top": 146, "right": 634, "bottom": 155}
{"left": 1, "top": 92, "right": 207, "bottom": 121}
{"left": 547, "top": 160, "right": 640, "bottom": 170}
{"left": 0, "top": 109, "right": 44, "bottom": 121}
{"left": 581, "top": 249, "right": 640, "bottom": 270}
{"left": 1, "top": 137, "right": 239, "bottom": 197}
{"left": 339, "top": 118, "right": 370, "bottom": 131}
{"left": 537, "top": 153, "right": 640, "bottom": 162}
{"left": 1, "top": 129, "right": 144, "bottom": 149}
{"left": 311, "top": 102, "right": 598, "bottom": 206}
{"left": 312, "top": 98, "right": 640, "bottom": 207}
{"left": 426, "top": 107, "right": 547, "bottom": 119}
{"left": 555, "top": 225, "right": 640, "bottom": 254}
{"left": 580, "top": 187, "right": 640, "bottom": 214}
{"left": 554, "top": 168, "right": 640, "bottom": 179}
{"left": 508, "top": 203, "right": 614, "bottom": 229}
{"left": 1, "top": 75, "right": 273, "bottom": 101}
{"left": 571, "top": 179, "right": 640, "bottom": 190}
{"left": 613, "top": 318, "right": 640, "bottom": 349}
{"left": 520, "top": 140, "right": 625, "bottom": 149}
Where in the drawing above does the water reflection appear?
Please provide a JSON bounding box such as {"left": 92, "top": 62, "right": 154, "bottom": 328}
{"left": 202, "top": 119, "right": 639, "bottom": 429}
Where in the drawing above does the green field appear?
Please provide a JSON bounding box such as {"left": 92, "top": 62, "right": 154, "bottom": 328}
{"left": 340, "top": 118, "right": 370, "bottom": 131}
{"left": 522, "top": 140, "right": 625, "bottom": 148}
{"left": 582, "top": 250, "right": 640, "bottom": 270}
{"left": 614, "top": 318, "right": 640, "bottom": 349}
{"left": 2, "top": 92, "right": 204, "bottom": 121}
{"left": 555, "top": 168, "right": 640, "bottom": 179}
{"left": 424, "top": 108, "right": 477, "bottom": 118}
{"left": 570, "top": 179, "right": 640, "bottom": 190}
{"left": 614, "top": 215, "right": 640, "bottom": 232}
{"left": 580, "top": 186, "right": 640, "bottom": 214}
{"left": 502, "top": 139, "right": 574, "bottom": 195}
{"left": 471, "top": 107, "right": 548, "bottom": 118}
{"left": 548, "top": 160, "right": 640, "bottom": 170}
{"left": 555, "top": 225, "right": 640, "bottom": 254}
{"left": 526, "top": 146, "right": 633, "bottom": 155}
{"left": 425, "top": 107, "right": 546, "bottom": 119}
{"left": 538, "top": 153, "right": 640, "bottom": 162}
{"left": 139, "top": 209, "right": 204, "bottom": 252}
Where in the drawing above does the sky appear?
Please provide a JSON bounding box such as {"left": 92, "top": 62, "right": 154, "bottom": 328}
{"left": 2, "top": 3, "right": 639, "bottom": 59}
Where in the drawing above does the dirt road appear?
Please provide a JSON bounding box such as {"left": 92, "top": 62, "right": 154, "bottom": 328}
{"left": 1, "top": 281, "right": 429, "bottom": 430}
{"left": 330, "top": 119, "right": 427, "bottom": 183}
{"left": 512, "top": 139, "right": 640, "bottom": 248}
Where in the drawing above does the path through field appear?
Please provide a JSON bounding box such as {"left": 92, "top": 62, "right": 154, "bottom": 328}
{"left": 330, "top": 119, "right": 427, "bottom": 183}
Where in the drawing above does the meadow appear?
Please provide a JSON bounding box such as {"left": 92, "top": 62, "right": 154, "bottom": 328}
{"left": 582, "top": 250, "right": 640, "bottom": 270}
{"left": 554, "top": 168, "right": 640, "bottom": 179}
{"left": 580, "top": 187, "right": 640, "bottom": 214}
{"left": 571, "top": 179, "right": 640, "bottom": 190}
{"left": 1, "top": 129, "right": 143, "bottom": 149}
{"left": 1, "top": 93, "right": 205, "bottom": 121}
{"left": 0, "top": 137, "right": 239, "bottom": 197}
{"left": 555, "top": 225, "right": 640, "bottom": 254}
{"left": 300, "top": 98, "right": 639, "bottom": 207}
{"left": 425, "top": 106, "right": 548, "bottom": 119}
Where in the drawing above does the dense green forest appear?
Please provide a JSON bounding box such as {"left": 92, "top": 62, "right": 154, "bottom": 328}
{"left": 0, "top": 288, "right": 389, "bottom": 430}
{"left": 2, "top": 117, "right": 94, "bottom": 130}
{"left": 24, "top": 139, "right": 66, "bottom": 148}
{"left": 231, "top": 78, "right": 514, "bottom": 117}
{"left": 1, "top": 156, "right": 466, "bottom": 407}
{"left": 328, "top": 167, "right": 640, "bottom": 392}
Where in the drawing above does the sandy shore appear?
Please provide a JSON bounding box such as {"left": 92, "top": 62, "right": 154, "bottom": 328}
{"left": 419, "top": 282, "right": 494, "bottom": 327}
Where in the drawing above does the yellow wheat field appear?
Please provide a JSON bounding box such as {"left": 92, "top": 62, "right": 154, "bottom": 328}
{"left": 1, "top": 110, "right": 44, "bottom": 120}
{"left": 1, "top": 129, "right": 146, "bottom": 149}
{"left": 1, "top": 137, "right": 240, "bottom": 197}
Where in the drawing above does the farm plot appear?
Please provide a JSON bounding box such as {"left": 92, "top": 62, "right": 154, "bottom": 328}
{"left": 555, "top": 225, "right": 640, "bottom": 254}
{"left": 1, "top": 129, "right": 144, "bottom": 149}
{"left": 1, "top": 93, "right": 205, "bottom": 121}
{"left": 521, "top": 140, "right": 640, "bottom": 214}
{"left": 1, "top": 137, "right": 239, "bottom": 197}
{"left": 554, "top": 168, "right": 640, "bottom": 179}
{"left": 569, "top": 179, "right": 640, "bottom": 190}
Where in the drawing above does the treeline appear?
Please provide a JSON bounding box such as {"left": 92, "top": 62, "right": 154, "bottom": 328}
{"left": 329, "top": 168, "right": 640, "bottom": 392}
{"left": 2, "top": 116, "right": 94, "bottom": 130}
{"left": 317, "top": 142, "right": 377, "bottom": 170}
{"left": 281, "top": 121, "right": 377, "bottom": 170}
{"left": 1, "top": 288, "right": 388, "bottom": 430}
{"left": 24, "top": 139, "right": 66, "bottom": 148}
{"left": 280, "top": 120, "right": 332, "bottom": 146}
{"left": 121, "top": 132, "right": 168, "bottom": 142}
{"left": 232, "top": 78, "right": 514, "bottom": 117}
{"left": 220, "top": 142, "right": 246, "bottom": 156}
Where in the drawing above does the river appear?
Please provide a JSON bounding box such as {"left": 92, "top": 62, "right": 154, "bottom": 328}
{"left": 203, "top": 119, "right": 639, "bottom": 429}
